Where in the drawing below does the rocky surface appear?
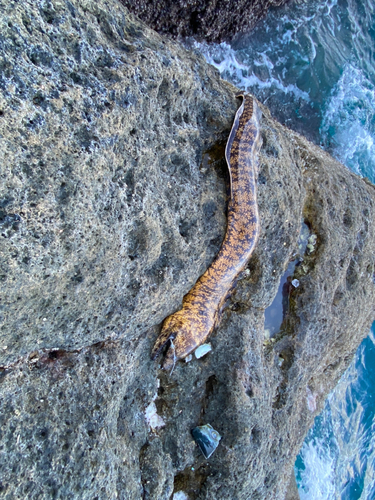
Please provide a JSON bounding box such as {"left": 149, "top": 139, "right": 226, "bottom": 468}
{"left": 119, "top": 0, "right": 289, "bottom": 43}
{"left": 1, "top": 1, "right": 375, "bottom": 499}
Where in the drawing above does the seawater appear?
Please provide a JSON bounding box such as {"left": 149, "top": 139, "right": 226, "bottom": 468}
{"left": 296, "top": 327, "right": 375, "bottom": 499}
{"left": 193, "top": 0, "right": 375, "bottom": 497}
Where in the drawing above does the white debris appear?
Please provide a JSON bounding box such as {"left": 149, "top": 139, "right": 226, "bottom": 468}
{"left": 145, "top": 390, "right": 165, "bottom": 431}
{"left": 185, "top": 354, "right": 193, "bottom": 363}
{"left": 306, "top": 386, "right": 317, "bottom": 412}
{"left": 292, "top": 279, "right": 300, "bottom": 288}
{"left": 194, "top": 343, "right": 212, "bottom": 359}
{"left": 145, "top": 401, "right": 165, "bottom": 431}
{"left": 173, "top": 492, "right": 189, "bottom": 500}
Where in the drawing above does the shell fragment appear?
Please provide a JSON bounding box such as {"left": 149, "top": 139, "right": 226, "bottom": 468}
{"left": 194, "top": 343, "right": 212, "bottom": 359}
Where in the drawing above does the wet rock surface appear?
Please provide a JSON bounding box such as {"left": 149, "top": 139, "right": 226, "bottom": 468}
{"left": 119, "top": 0, "right": 289, "bottom": 43}
{"left": 0, "top": 1, "right": 375, "bottom": 499}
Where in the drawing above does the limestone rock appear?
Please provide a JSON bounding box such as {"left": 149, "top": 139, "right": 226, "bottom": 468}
{"left": 0, "top": 1, "right": 374, "bottom": 499}
{"left": 0, "top": 0, "right": 235, "bottom": 366}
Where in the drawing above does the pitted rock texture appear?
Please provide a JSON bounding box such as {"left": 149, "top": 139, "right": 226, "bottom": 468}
{"left": 0, "top": 0, "right": 235, "bottom": 366}
{"left": 119, "top": 0, "right": 289, "bottom": 43}
{"left": 0, "top": 1, "right": 375, "bottom": 500}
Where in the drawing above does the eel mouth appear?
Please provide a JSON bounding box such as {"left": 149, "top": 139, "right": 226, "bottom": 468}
{"left": 161, "top": 344, "right": 176, "bottom": 371}
{"left": 151, "top": 331, "right": 176, "bottom": 360}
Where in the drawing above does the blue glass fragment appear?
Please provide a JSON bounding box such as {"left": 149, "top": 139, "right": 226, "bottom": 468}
{"left": 191, "top": 424, "right": 221, "bottom": 459}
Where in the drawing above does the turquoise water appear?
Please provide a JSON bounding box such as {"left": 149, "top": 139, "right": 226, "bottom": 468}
{"left": 296, "top": 326, "right": 375, "bottom": 499}
{"left": 194, "top": 0, "right": 375, "bottom": 496}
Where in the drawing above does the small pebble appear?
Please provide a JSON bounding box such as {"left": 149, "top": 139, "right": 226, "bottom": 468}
{"left": 307, "top": 243, "right": 315, "bottom": 253}
{"left": 173, "top": 492, "right": 189, "bottom": 500}
{"left": 308, "top": 234, "right": 317, "bottom": 245}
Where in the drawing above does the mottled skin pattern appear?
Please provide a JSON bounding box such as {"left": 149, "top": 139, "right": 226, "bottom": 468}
{"left": 152, "top": 94, "right": 262, "bottom": 370}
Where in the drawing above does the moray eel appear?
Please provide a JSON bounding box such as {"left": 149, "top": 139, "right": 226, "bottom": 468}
{"left": 152, "top": 93, "right": 262, "bottom": 370}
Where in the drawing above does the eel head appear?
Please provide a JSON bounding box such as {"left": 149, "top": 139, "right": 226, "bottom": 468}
{"left": 152, "top": 308, "right": 214, "bottom": 371}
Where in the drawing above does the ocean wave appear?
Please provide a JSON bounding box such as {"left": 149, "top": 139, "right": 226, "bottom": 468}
{"left": 192, "top": 0, "right": 351, "bottom": 142}
{"left": 194, "top": 40, "right": 310, "bottom": 101}
{"left": 320, "top": 64, "right": 375, "bottom": 181}
{"left": 297, "top": 330, "right": 375, "bottom": 499}
{"left": 296, "top": 438, "right": 336, "bottom": 500}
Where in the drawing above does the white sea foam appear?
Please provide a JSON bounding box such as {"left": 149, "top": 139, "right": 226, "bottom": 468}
{"left": 194, "top": 40, "right": 310, "bottom": 101}
{"left": 297, "top": 439, "right": 336, "bottom": 500}
{"left": 321, "top": 63, "right": 375, "bottom": 180}
{"left": 298, "top": 331, "right": 375, "bottom": 499}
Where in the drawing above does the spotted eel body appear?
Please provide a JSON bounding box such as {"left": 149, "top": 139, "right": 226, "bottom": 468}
{"left": 152, "top": 94, "right": 262, "bottom": 370}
